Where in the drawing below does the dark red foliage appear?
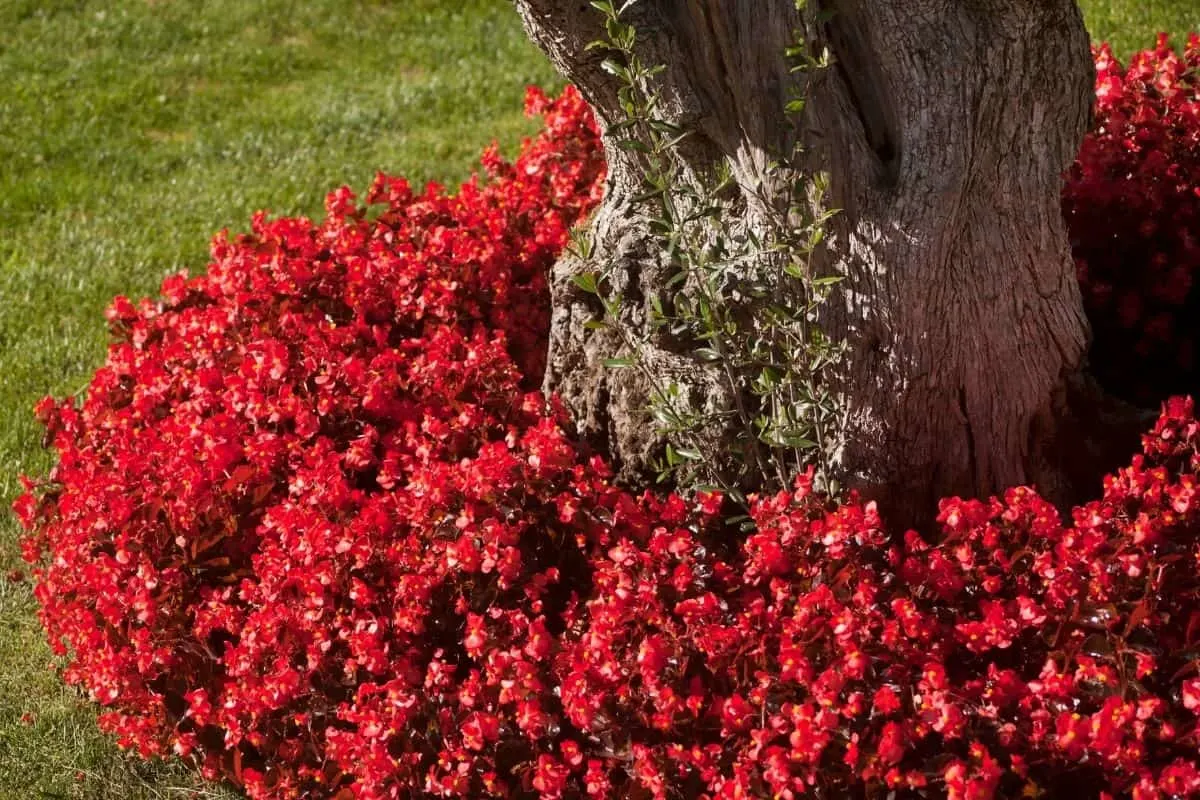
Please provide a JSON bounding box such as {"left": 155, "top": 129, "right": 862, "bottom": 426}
{"left": 1066, "top": 33, "right": 1200, "bottom": 405}
{"left": 16, "top": 37, "right": 1200, "bottom": 800}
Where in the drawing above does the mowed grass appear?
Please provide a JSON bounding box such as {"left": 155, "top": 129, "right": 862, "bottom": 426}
{"left": 0, "top": 0, "right": 1194, "bottom": 797}
{"left": 1083, "top": 0, "right": 1200, "bottom": 56}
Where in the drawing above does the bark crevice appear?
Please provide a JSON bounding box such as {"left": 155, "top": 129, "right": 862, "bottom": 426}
{"left": 819, "top": 0, "right": 902, "bottom": 186}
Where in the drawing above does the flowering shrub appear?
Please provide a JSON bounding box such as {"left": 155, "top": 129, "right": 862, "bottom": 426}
{"left": 1066, "top": 33, "right": 1200, "bottom": 405}
{"left": 23, "top": 319, "right": 1200, "bottom": 798}
{"left": 528, "top": 396, "right": 1200, "bottom": 800}
{"left": 15, "top": 85, "right": 608, "bottom": 798}
{"left": 18, "top": 40, "right": 1200, "bottom": 800}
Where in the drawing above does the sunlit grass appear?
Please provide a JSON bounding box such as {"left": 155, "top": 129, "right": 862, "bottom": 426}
{"left": 1082, "top": 0, "right": 1199, "bottom": 56}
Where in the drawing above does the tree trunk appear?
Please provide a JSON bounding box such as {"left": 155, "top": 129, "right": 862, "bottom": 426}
{"left": 514, "top": 0, "right": 1099, "bottom": 526}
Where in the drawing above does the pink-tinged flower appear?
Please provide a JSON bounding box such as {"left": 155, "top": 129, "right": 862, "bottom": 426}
{"left": 1183, "top": 678, "right": 1200, "bottom": 711}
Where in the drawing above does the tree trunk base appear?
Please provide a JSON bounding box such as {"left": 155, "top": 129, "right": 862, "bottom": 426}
{"left": 1028, "top": 370, "right": 1157, "bottom": 514}
{"left": 518, "top": 0, "right": 1102, "bottom": 530}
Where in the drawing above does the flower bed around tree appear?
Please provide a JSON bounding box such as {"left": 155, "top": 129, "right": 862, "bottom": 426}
{"left": 13, "top": 35, "right": 1200, "bottom": 800}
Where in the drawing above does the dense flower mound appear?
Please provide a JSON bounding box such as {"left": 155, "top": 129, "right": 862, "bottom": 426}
{"left": 704, "top": 399, "right": 1200, "bottom": 800}
{"left": 22, "top": 333, "right": 1200, "bottom": 798}
{"left": 18, "top": 41, "right": 1200, "bottom": 800}
{"left": 15, "top": 86, "right": 607, "bottom": 798}
{"left": 1066, "top": 34, "right": 1200, "bottom": 405}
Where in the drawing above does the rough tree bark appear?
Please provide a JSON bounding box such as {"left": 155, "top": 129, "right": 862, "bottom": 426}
{"left": 514, "top": 0, "right": 1116, "bottom": 526}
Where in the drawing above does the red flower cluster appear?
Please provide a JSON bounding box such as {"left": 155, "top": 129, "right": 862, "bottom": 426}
{"left": 521, "top": 397, "right": 1200, "bottom": 800}
{"left": 15, "top": 86, "right": 608, "bottom": 798}
{"left": 1065, "top": 34, "right": 1200, "bottom": 404}
{"left": 18, "top": 39, "right": 1200, "bottom": 800}
{"left": 675, "top": 397, "right": 1200, "bottom": 800}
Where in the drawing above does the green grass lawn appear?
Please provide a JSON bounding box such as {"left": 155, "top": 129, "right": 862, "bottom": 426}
{"left": 0, "top": 0, "right": 1195, "bottom": 797}
{"left": 1085, "top": 0, "right": 1200, "bottom": 55}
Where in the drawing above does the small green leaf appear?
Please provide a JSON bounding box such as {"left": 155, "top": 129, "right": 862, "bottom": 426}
{"left": 571, "top": 272, "right": 599, "bottom": 294}
{"left": 663, "top": 132, "right": 692, "bottom": 150}
{"left": 648, "top": 218, "right": 673, "bottom": 236}
{"left": 651, "top": 403, "right": 682, "bottom": 428}
{"left": 617, "top": 138, "right": 652, "bottom": 153}
{"left": 664, "top": 443, "right": 681, "bottom": 466}
{"left": 601, "top": 58, "right": 630, "bottom": 81}
{"left": 603, "top": 357, "right": 636, "bottom": 368}
{"left": 647, "top": 119, "right": 683, "bottom": 135}
{"left": 632, "top": 188, "right": 665, "bottom": 204}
